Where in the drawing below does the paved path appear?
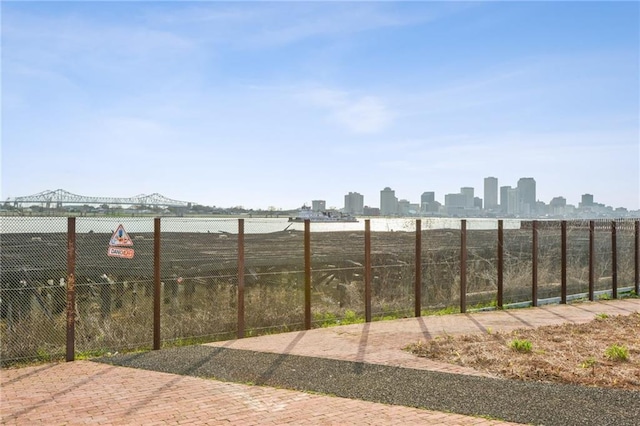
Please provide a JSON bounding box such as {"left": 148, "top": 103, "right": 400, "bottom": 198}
{"left": 209, "top": 298, "right": 640, "bottom": 376}
{"left": 2, "top": 299, "right": 639, "bottom": 425}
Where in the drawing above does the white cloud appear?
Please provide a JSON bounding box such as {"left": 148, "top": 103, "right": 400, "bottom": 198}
{"left": 297, "top": 87, "right": 394, "bottom": 134}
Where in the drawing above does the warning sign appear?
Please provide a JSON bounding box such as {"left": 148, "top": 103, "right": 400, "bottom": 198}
{"left": 107, "top": 246, "right": 135, "bottom": 259}
{"left": 109, "top": 224, "right": 134, "bottom": 247}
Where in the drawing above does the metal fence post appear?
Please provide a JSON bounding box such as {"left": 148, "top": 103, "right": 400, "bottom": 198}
{"left": 497, "top": 220, "right": 504, "bottom": 309}
{"left": 561, "top": 221, "right": 567, "bottom": 304}
{"left": 153, "top": 218, "right": 161, "bottom": 350}
{"left": 415, "top": 219, "right": 422, "bottom": 317}
{"left": 304, "top": 219, "right": 311, "bottom": 330}
{"left": 364, "top": 219, "right": 372, "bottom": 323}
{"left": 532, "top": 220, "right": 538, "bottom": 307}
{"left": 460, "top": 220, "right": 467, "bottom": 313}
{"left": 589, "top": 220, "right": 595, "bottom": 301}
{"left": 611, "top": 221, "right": 617, "bottom": 299}
{"left": 65, "top": 217, "right": 76, "bottom": 362}
{"left": 237, "top": 219, "right": 245, "bottom": 338}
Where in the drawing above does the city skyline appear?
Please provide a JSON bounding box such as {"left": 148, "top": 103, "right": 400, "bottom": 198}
{"left": 5, "top": 174, "right": 638, "bottom": 215}
{"left": 3, "top": 2, "right": 638, "bottom": 210}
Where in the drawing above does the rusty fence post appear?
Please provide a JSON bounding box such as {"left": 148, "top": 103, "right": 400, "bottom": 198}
{"left": 237, "top": 219, "right": 245, "bottom": 338}
{"left": 589, "top": 220, "right": 595, "bottom": 301}
{"left": 364, "top": 219, "right": 372, "bottom": 323}
{"left": 304, "top": 220, "right": 311, "bottom": 330}
{"left": 561, "top": 221, "right": 567, "bottom": 304}
{"left": 153, "top": 218, "right": 161, "bottom": 350}
{"left": 460, "top": 220, "right": 467, "bottom": 313}
{"left": 611, "top": 221, "right": 617, "bottom": 299}
{"left": 636, "top": 220, "right": 640, "bottom": 295}
{"left": 497, "top": 220, "right": 504, "bottom": 309}
{"left": 532, "top": 220, "right": 538, "bottom": 307}
{"left": 415, "top": 219, "right": 422, "bottom": 317}
{"left": 65, "top": 217, "right": 76, "bottom": 362}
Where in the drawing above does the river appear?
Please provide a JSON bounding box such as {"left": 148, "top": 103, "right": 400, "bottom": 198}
{"left": 0, "top": 216, "right": 522, "bottom": 234}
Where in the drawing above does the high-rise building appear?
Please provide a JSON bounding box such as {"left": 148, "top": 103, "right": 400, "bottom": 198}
{"left": 517, "top": 178, "right": 536, "bottom": 214}
{"left": 344, "top": 192, "right": 364, "bottom": 214}
{"left": 500, "top": 186, "right": 511, "bottom": 212}
{"left": 474, "top": 197, "right": 483, "bottom": 209}
{"left": 580, "top": 194, "right": 594, "bottom": 207}
{"left": 460, "top": 187, "right": 474, "bottom": 208}
{"left": 421, "top": 192, "right": 435, "bottom": 213}
{"left": 507, "top": 188, "right": 519, "bottom": 215}
{"left": 380, "top": 187, "right": 398, "bottom": 216}
{"left": 398, "top": 199, "right": 411, "bottom": 215}
{"left": 421, "top": 192, "right": 435, "bottom": 204}
{"left": 312, "top": 200, "right": 326, "bottom": 212}
{"left": 484, "top": 177, "right": 498, "bottom": 210}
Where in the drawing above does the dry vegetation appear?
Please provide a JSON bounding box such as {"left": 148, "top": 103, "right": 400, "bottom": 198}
{"left": 407, "top": 312, "right": 640, "bottom": 390}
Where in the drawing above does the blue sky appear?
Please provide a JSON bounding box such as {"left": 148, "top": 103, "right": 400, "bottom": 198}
{"left": 2, "top": 1, "right": 639, "bottom": 210}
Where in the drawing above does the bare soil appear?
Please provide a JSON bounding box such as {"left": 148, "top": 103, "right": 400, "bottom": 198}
{"left": 407, "top": 311, "right": 640, "bottom": 390}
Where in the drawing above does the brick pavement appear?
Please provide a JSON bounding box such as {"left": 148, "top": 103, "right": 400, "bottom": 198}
{"left": 1, "top": 361, "right": 514, "bottom": 425}
{"left": 2, "top": 299, "right": 638, "bottom": 425}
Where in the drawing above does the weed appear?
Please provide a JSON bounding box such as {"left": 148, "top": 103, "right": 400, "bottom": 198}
{"left": 580, "top": 357, "right": 597, "bottom": 369}
{"left": 595, "top": 313, "right": 609, "bottom": 320}
{"left": 604, "top": 344, "right": 629, "bottom": 362}
{"left": 598, "top": 293, "right": 611, "bottom": 301}
{"left": 341, "top": 309, "right": 364, "bottom": 325}
{"left": 509, "top": 339, "right": 533, "bottom": 353}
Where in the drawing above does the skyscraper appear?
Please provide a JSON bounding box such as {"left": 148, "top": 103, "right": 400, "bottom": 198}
{"left": 500, "top": 186, "right": 511, "bottom": 213}
{"left": 421, "top": 192, "right": 435, "bottom": 204}
{"left": 460, "top": 187, "right": 474, "bottom": 208}
{"left": 517, "top": 178, "right": 536, "bottom": 215}
{"left": 344, "top": 192, "right": 364, "bottom": 214}
{"left": 312, "top": 200, "right": 326, "bottom": 212}
{"left": 421, "top": 191, "right": 436, "bottom": 213}
{"left": 484, "top": 177, "right": 498, "bottom": 210}
{"left": 380, "top": 187, "right": 398, "bottom": 216}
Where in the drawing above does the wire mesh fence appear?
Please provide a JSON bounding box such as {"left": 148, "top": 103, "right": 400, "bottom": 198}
{"left": 1, "top": 216, "right": 638, "bottom": 365}
{"left": 0, "top": 217, "right": 68, "bottom": 363}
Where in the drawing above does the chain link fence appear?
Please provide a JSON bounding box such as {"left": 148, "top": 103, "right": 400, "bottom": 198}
{"left": 1, "top": 217, "right": 68, "bottom": 363}
{"left": 1, "top": 216, "right": 638, "bottom": 365}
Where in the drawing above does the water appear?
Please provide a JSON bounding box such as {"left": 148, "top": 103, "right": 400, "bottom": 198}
{"left": 0, "top": 216, "right": 522, "bottom": 234}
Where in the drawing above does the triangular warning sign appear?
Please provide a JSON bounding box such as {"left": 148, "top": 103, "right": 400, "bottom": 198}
{"left": 109, "top": 224, "right": 134, "bottom": 246}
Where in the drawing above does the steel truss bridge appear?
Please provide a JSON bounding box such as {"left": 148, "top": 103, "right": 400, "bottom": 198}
{"left": 7, "top": 189, "right": 191, "bottom": 208}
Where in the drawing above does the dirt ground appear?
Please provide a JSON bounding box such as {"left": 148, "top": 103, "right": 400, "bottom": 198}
{"left": 407, "top": 311, "right": 640, "bottom": 390}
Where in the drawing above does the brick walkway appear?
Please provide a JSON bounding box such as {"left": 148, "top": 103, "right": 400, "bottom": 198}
{"left": 2, "top": 299, "right": 638, "bottom": 425}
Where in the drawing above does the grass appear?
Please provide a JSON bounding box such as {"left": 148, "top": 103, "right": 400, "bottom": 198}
{"left": 509, "top": 339, "right": 533, "bottom": 353}
{"left": 604, "top": 344, "right": 629, "bottom": 362}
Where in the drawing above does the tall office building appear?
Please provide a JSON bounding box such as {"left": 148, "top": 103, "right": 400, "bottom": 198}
{"left": 421, "top": 192, "right": 435, "bottom": 204}
{"left": 421, "top": 191, "right": 436, "bottom": 213}
{"left": 500, "top": 186, "right": 511, "bottom": 213}
{"left": 344, "top": 192, "right": 364, "bottom": 214}
{"left": 580, "top": 194, "right": 594, "bottom": 207}
{"left": 507, "top": 188, "right": 520, "bottom": 215}
{"left": 398, "top": 199, "right": 411, "bottom": 215}
{"left": 380, "top": 187, "right": 398, "bottom": 216}
{"left": 312, "top": 200, "right": 326, "bottom": 212}
{"left": 517, "top": 178, "right": 536, "bottom": 215}
{"left": 460, "top": 187, "right": 474, "bottom": 208}
{"left": 484, "top": 177, "right": 498, "bottom": 210}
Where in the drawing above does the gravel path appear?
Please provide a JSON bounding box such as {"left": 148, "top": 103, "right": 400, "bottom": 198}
{"left": 94, "top": 346, "right": 640, "bottom": 426}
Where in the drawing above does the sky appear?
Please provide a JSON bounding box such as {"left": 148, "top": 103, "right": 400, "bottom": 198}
{"left": 2, "top": 1, "right": 639, "bottom": 211}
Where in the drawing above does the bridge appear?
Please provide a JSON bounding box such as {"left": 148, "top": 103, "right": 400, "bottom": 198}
{"left": 7, "top": 189, "right": 192, "bottom": 208}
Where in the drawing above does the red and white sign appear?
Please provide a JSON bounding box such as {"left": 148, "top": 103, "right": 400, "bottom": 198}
{"left": 109, "top": 224, "right": 134, "bottom": 247}
{"left": 107, "top": 246, "right": 135, "bottom": 259}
